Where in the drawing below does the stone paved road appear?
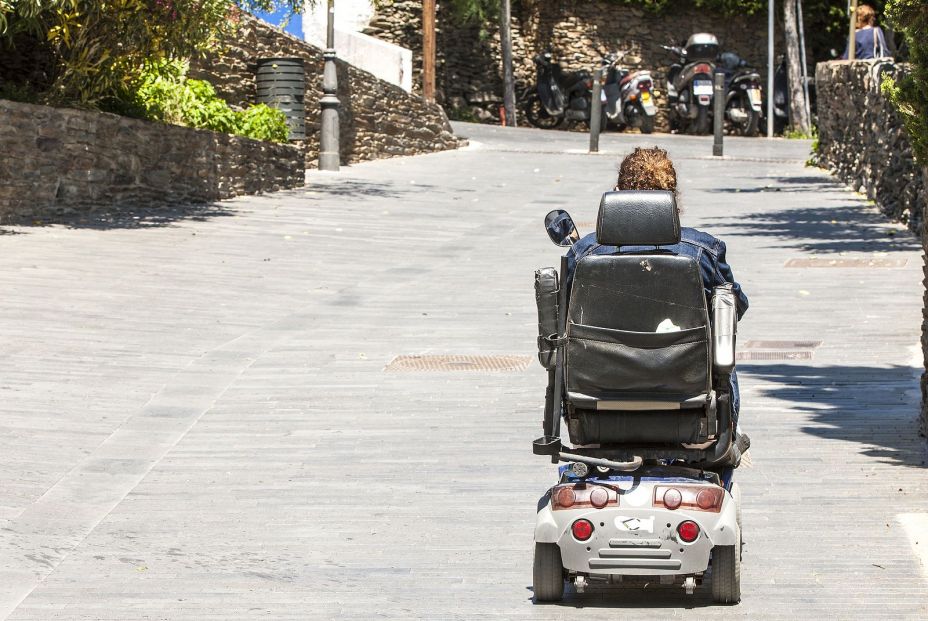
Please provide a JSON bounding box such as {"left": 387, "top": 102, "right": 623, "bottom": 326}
{"left": 1, "top": 123, "right": 926, "bottom": 619}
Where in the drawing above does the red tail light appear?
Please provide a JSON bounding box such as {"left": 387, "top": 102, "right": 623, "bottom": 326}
{"left": 637, "top": 80, "right": 652, "bottom": 91}
{"left": 694, "top": 63, "right": 712, "bottom": 74}
{"left": 653, "top": 486, "right": 724, "bottom": 513}
{"left": 678, "top": 520, "right": 700, "bottom": 543}
{"left": 552, "top": 483, "right": 619, "bottom": 510}
{"left": 572, "top": 519, "right": 594, "bottom": 541}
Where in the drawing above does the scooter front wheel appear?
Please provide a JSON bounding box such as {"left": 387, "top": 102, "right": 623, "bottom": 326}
{"left": 532, "top": 543, "right": 565, "bottom": 602}
{"left": 524, "top": 94, "right": 565, "bottom": 130}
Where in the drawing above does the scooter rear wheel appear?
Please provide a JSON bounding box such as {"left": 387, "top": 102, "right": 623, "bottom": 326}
{"left": 533, "top": 543, "right": 565, "bottom": 602}
{"left": 640, "top": 115, "right": 655, "bottom": 134}
{"left": 694, "top": 106, "right": 710, "bottom": 135}
{"left": 711, "top": 541, "right": 742, "bottom": 604}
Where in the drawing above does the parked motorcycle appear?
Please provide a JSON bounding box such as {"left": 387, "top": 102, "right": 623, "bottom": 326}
{"left": 717, "top": 51, "right": 763, "bottom": 136}
{"left": 761, "top": 54, "right": 817, "bottom": 135}
{"left": 524, "top": 51, "right": 596, "bottom": 129}
{"left": 662, "top": 33, "right": 719, "bottom": 135}
{"left": 601, "top": 52, "right": 657, "bottom": 134}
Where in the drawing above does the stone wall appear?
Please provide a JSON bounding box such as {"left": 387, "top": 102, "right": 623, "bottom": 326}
{"left": 190, "top": 14, "right": 460, "bottom": 168}
{"left": 364, "top": 0, "right": 781, "bottom": 130}
{"left": 816, "top": 61, "right": 925, "bottom": 231}
{"left": 815, "top": 60, "right": 928, "bottom": 436}
{"left": 0, "top": 98, "right": 304, "bottom": 222}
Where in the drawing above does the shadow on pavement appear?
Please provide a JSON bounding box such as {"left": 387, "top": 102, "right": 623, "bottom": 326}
{"left": 301, "top": 179, "right": 436, "bottom": 199}
{"left": 708, "top": 175, "right": 840, "bottom": 194}
{"left": 528, "top": 583, "right": 715, "bottom": 609}
{"left": 3, "top": 203, "right": 236, "bottom": 231}
{"left": 705, "top": 204, "right": 920, "bottom": 253}
{"left": 740, "top": 363, "right": 928, "bottom": 468}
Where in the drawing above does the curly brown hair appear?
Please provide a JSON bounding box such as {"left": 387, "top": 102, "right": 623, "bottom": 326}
{"left": 616, "top": 146, "right": 678, "bottom": 201}
{"left": 857, "top": 4, "right": 877, "bottom": 29}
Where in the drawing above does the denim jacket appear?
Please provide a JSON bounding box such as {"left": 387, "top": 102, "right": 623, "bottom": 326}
{"left": 564, "top": 227, "right": 749, "bottom": 319}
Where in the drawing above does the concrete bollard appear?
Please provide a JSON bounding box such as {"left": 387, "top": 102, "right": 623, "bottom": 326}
{"left": 713, "top": 72, "right": 725, "bottom": 157}
{"left": 589, "top": 67, "right": 604, "bottom": 154}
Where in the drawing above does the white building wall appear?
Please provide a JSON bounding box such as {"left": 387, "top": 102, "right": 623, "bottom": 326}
{"left": 303, "top": 0, "right": 413, "bottom": 93}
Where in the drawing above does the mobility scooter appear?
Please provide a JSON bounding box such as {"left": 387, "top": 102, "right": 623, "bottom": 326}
{"left": 532, "top": 190, "right": 743, "bottom": 603}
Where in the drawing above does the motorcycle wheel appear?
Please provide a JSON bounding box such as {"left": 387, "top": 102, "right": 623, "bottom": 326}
{"left": 694, "top": 106, "right": 710, "bottom": 135}
{"left": 726, "top": 93, "right": 759, "bottom": 136}
{"left": 524, "top": 93, "right": 565, "bottom": 130}
{"left": 640, "top": 115, "right": 655, "bottom": 134}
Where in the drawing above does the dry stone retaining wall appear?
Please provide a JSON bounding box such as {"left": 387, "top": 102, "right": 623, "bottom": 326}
{"left": 365, "top": 0, "right": 781, "bottom": 131}
{"left": 190, "top": 14, "right": 460, "bottom": 168}
{"left": 815, "top": 60, "right": 928, "bottom": 435}
{"left": 0, "top": 98, "right": 304, "bottom": 222}
{"left": 815, "top": 61, "right": 925, "bottom": 231}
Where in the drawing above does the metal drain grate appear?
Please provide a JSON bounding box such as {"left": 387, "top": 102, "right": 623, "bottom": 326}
{"left": 742, "top": 340, "right": 822, "bottom": 349}
{"left": 737, "top": 351, "right": 813, "bottom": 361}
{"left": 785, "top": 258, "right": 907, "bottom": 268}
{"left": 384, "top": 354, "right": 532, "bottom": 372}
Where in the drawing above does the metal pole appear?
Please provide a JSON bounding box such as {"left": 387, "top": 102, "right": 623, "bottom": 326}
{"left": 422, "top": 0, "right": 436, "bottom": 102}
{"left": 589, "top": 67, "right": 603, "bottom": 153}
{"left": 319, "top": 0, "right": 339, "bottom": 171}
{"left": 500, "top": 0, "right": 516, "bottom": 126}
{"left": 767, "top": 0, "right": 774, "bottom": 138}
{"left": 797, "top": 0, "right": 811, "bottom": 125}
{"left": 848, "top": 0, "right": 858, "bottom": 60}
{"left": 713, "top": 72, "right": 724, "bottom": 157}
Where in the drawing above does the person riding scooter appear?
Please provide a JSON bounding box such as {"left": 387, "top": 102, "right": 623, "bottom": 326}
{"left": 556, "top": 147, "right": 750, "bottom": 448}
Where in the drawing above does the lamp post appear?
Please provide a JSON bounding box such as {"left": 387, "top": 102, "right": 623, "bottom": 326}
{"left": 767, "top": 0, "right": 774, "bottom": 138}
{"left": 319, "top": 0, "right": 340, "bottom": 171}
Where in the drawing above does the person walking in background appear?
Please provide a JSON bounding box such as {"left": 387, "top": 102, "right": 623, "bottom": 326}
{"left": 841, "top": 4, "right": 891, "bottom": 60}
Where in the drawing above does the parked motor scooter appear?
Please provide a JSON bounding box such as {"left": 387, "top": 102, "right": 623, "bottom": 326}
{"left": 761, "top": 54, "right": 817, "bottom": 135}
{"left": 717, "top": 51, "right": 763, "bottom": 136}
{"left": 662, "top": 33, "right": 719, "bottom": 134}
{"left": 524, "top": 51, "right": 596, "bottom": 129}
{"left": 601, "top": 52, "right": 657, "bottom": 134}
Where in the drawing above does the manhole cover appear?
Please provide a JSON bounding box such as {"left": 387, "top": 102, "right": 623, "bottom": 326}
{"left": 736, "top": 351, "right": 813, "bottom": 361}
{"left": 785, "top": 258, "right": 907, "bottom": 268}
{"left": 742, "top": 340, "right": 822, "bottom": 349}
{"left": 384, "top": 355, "right": 531, "bottom": 372}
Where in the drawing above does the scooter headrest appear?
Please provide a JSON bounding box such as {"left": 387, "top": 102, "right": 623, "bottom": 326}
{"left": 595, "top": 190, "right": 681, "bottom": 247}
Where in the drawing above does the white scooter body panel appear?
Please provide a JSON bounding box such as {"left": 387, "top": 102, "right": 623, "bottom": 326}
{"left": 535, "top": 479, "right": 738, "bottom": 577}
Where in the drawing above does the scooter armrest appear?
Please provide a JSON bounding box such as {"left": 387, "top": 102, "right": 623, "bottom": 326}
{"left": 712, "top": 284, "right": 737, "bottom": 375}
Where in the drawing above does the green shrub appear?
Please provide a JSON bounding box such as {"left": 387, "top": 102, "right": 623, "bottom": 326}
{"left": 237, "top": 104, "right": 290, "bottom": 142}
{"left": 883, "top": 1, "right": 928, "bottom": 164}
{"left": 1, "top": 1, "right": 310, "bottom": 108}
{"left": 129, "top": 60, "right": 289, "bottom": 142}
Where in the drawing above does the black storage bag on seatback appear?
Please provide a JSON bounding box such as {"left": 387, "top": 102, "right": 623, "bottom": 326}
{"left": 534, "top": 267, "right": 559, "bottom": 370}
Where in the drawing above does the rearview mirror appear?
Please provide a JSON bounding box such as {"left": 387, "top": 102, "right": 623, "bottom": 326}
{"left": 544, "top": 209, "right": 580, "bottom": 247}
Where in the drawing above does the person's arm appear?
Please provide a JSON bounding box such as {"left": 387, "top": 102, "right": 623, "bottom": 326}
{"left": 713, "top": 241, "right": 749, "bottom": 320}
{"left": 563, "top": 233, "right": 598, "bottom": 296}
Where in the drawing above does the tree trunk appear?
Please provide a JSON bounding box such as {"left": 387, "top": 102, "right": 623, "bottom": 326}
{"left": 500, "top": 0, "right": 516, "bottom": 126}
{"left": 783, "top": 0, "right": 811, "bottom": 135}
